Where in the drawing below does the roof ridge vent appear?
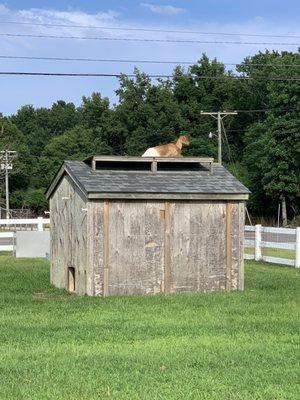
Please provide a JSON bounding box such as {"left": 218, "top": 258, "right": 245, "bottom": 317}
{"left": 84, "top": 156, "right": 214, "bottom": 174}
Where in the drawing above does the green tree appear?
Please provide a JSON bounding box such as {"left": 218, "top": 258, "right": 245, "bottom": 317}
{"left": 115, "top": 69, "right": 184, "bottom": 155}
{"left": 10, "top": 188, "right": 48, "bottom": 215}
{"left": 241, "top": 50, "right": 300, "bottom": 223}
{"left": 262, "top": 116, "right": 299, "bottom": 225}
{"left": 1, "top": 50, "right": 299, "bottom": 220}
{"left": 37, "top": 125, "right": 112, "bottom": 186}
{"left": 171, "top": 55, "right": 233, "bottom": 158}
{"left": 0, "top": 118, "right": 30, "bottom": 192}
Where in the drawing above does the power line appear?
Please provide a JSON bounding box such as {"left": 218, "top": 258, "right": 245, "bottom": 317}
{"left": 235, "top": 62, "right": 300, "bottom": 67}
{"left": 0, "top": 55, "right": 196, "bottom": 65}
{"left": 0, "top": 71, "right": 172, "bottom": 78}
{"left": 220, "top": 119, "right": 241, "bottom": 183}
{"left": 233, "top": 108, "right": 299, "bottom": 113}
{"left": 202, "top": 111, "right": 237, "bottom": 164}
{"left": 1, "top": 33, "right": 299, "bottom": 46}
{"left": 0, "top": 55, "right": 298, "bottom": 68}
{"left": 221, "top": 119, "right": 235, "bottom": 166}
{"left": 234, "top": 108, "right": 300, "bottom": 113}
{"left": 0, "top": 20, "right": 299, "bottom": 39}
{"left": 200, "top": 107, "right": 300, "bottom": 113}
{"left": 0, "top": 71, "right": 300, "bottom": 81}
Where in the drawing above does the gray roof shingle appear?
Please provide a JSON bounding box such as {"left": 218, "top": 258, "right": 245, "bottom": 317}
{"left": 61, "top": 160, "right": 250, "bottom": 196}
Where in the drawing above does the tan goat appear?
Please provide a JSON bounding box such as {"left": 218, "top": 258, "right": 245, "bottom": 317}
{"left": 142, "top": 135, "right": 190, "bottom": 157}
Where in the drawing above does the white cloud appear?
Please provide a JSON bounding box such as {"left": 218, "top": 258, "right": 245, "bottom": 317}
{"left": 140, "top": 3, "right": 186, "bottom": 15}
{"left": 18, "top": 8, "right": 120, "bottom": 25}
{"left": 0, "top": 3, "right": 9, "bottom": 15}
{"left": 0, "top": 4, "right": 299, "bottom": 114}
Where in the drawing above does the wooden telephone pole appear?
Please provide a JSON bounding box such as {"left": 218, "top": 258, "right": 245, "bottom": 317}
{"left": 201, "top": 111, "right": 237, "bottom": 164}
{"left": 0, "top": 150, "right": 17, "bottom": 219}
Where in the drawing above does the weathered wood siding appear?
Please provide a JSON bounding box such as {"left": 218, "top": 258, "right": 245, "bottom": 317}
{"left": 231, "top": 202, "right": 245, "bottom": 291}
{"left": 167, "top": 201, "right": 244, "bottom": 293}
{"left": 51, "top": 192, "right": 244, "bottom": 296}
{"left": 50, "top": 176, "right": 69, "bottom": 289}
{"left": 67, "top": 176, "right": 88, "bottom": 295}
{"left": 168, "top": 201, "right": 227, "bottom": 292}
{"left": 87, "top": 201, "right": 104, "bottom": 296}
{"left": 50, "top": 175, "right": 87, "bottom": 294}
{"left": 86, "top": 200, "right": 244, "bottom": 296}
{"left": 106, "top": 201, "right": 165, "bottom": 296}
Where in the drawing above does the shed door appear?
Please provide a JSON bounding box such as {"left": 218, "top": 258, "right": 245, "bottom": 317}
{"left": 107, "top": 201, "right": 165, "bottom": 296}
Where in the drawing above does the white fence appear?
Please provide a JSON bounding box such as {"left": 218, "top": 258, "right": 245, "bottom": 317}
{"left": 0, "top": 218, "right": 50, "bottom": 252}
{"left": 0, "top": 219, "right": 299, "bottom": 268}
{"left": 245, "top": 224, "right": 300, "bottom": 268}
{"left": 0, "top": 232, "right": 15, "bottom": 251}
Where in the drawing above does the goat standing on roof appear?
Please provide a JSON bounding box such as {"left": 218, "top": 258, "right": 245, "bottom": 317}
{"left": 142, "top": 135, "right": 190, "bottom": 157}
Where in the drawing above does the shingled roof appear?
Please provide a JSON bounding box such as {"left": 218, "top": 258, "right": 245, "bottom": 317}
{"left": 46, "top": 156, "right": 250, "bottom": 200}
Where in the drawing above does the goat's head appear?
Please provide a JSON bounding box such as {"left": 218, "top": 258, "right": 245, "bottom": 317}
{"left": 178, "top": 135, "right": 190, "bottom": 146}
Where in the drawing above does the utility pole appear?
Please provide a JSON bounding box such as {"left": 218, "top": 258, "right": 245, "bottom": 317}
{"left": 0, "top": 150, "right": 17, "bottom": 219}
{"left": 201, "top": 111, "right": 237, "bottom": 164}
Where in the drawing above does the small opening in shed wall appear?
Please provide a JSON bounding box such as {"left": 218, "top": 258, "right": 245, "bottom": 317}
{"left": 68, "top": 267, "right": 75, "bottom": 292}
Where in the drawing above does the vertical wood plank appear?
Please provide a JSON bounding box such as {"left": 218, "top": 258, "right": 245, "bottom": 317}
{"left": 108, "top": 201, "right": 164, "bottom": 296}
{"left": 103, "top": 200, "right": 109, "bottom": 297}
{"left": 231, "top": 202, "right": 240, "bottom": 291}
{"left": 238, "top": 202, "right": 245, "bottom": 290}
{"left": 151, "top": 160, "right": 157, "bottom": 173}
{"left": 87, "top": 201, "right": 104, "bottom": 296}
{"left": 86, "top": 202, "right": 94, "bottom": 296}
{"left": 170, "top": 201, "right": 227, "bottom": 293}
{"left": 164, "top": 201, "right": 171, "bottom": 293}
{"left": 65, "top": 175, "right": 88, "bottom": 295}
{"left": 226, "top": 201, "right": 233, "bottom": 291}
{"left": 49, "top": 196, "right": 55, "bottom": 285}
{"left": 51, "top": 176, "right": 71, "bottom": 290}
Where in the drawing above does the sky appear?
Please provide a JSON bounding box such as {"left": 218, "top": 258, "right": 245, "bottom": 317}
{"left": 0, "top": 0, "right": 299, "bottom": 115}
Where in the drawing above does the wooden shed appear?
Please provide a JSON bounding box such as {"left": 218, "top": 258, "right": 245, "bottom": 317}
{"left": 46, "top": 156, "right": 249, "bottom": 296}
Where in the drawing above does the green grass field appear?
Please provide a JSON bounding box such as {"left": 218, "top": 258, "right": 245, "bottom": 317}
{"left": 245, "top": 247, "right": 295, "bottom": 260}
{"left": 0, "top": 256, "right": 299, "bottom": 400}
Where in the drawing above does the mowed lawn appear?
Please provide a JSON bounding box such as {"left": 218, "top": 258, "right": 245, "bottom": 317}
{"left": 245, "top": 246, "right": 296, "bottom": 260}
{"left": 0, "top": 256, "right": 299, "bottom": 400}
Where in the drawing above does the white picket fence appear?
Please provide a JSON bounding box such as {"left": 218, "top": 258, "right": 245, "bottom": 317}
{"left": 245, "top": 224, "right": 300, "bottom": 268}
{"left": 0, "top": 217, "right": 50, "bottom": 252}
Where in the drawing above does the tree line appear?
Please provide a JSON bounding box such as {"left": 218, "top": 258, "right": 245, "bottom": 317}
{"left": 0, "top": 50, "right": 299, "bottom": 224}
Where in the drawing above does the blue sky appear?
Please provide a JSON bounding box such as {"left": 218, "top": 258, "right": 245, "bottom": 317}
{"left": 1, "top": 0, "right": 299, "bottom": 114}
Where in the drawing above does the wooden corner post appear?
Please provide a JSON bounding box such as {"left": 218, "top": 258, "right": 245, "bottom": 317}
{"left": 103, "top": 200, "right": 109, "bottom": 297}
{"left": 226, "top": 202, "right": 233, "bottom": 291}
{"left": 164, "top": 202, "right": 172, "bottom": 293}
